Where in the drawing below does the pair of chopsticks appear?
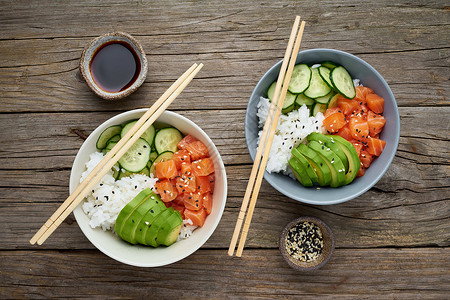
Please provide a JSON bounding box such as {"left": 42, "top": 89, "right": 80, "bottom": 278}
{"left": 30, "top": 63, "right": 203, "bottom": 246}
{"left": 228, "top": 16, "right": 306, "bottom": 257}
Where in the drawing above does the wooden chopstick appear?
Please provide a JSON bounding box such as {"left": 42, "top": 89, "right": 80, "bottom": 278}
{"left": 228, "top": 16, "right": 302, "bottom": 256}
{"left": 228, "top": 18, "right": 306, "bottom": 257}
{"left": 30, "top": 63, "right": 203, "bottom": 245}
{"left": 235, "top": 21, "right": 305, "bottom": 257}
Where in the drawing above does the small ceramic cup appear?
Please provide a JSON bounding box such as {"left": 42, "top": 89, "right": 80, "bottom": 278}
{"left": 79, "top": 32, "right": 148, "bottom": 100}
{"left": 279, "top": 216, "right": 335, "bottom": 271}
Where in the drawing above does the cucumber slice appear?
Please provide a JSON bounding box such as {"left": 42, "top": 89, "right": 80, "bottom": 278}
{"left": 282, "top": 91, "right": 297, "bottom": 114}
{"left": 267, "top": 80, "right": 297, "bottom": 114}
{"left": 154, "top": 127, "right": 183, "bottom": 154}
{"left": 121, "top": 120, "right": 156, "bottom": 146}
{"left": 314, "top": 90, "right": 335, "bottom": 105}
{"left": 118, "top": 138, "right": 151, "bottom": 172}
{"left": 288, "top": 64, "right": 312, "bottom": 94}
{"left": 318, "top": 66, "right": 334, "bottom": 89}
{"left": 295, "top": 93, "right": 315, "bottom": 107}
{"left": 96, "top": 125, "right": 122, "bottom": 150}
{"left": 149, "top": 151, "right": 174, "bottom": 176}
{"left": 267, "top": 81, "right": 277, "bottom": 101}
{"left": 330, "top": 66, "right": 356, "bottom": 99}
{"left": 328, "top": 94, "right": 340, "bottom": 108}
{"left": 321, "top": 61, "right": 338, "bottom": 69}
{"left": 303, "top": 68, "right": 331, "bottom": 99}
{"left": 312, "top": 103, "right": 327, "bottom": 117}
{"left": 106, "top": 134, "right": 121, "bottom": 145}
{"left": 118, "top": 166, "right": 150, "bottom": 179}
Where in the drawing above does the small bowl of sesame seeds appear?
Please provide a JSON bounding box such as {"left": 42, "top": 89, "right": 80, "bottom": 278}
{"left": 279, "top": 216, "right": 335, "bottom": 271}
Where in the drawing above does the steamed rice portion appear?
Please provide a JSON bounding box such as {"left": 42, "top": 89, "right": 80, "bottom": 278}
{"left": 256, "top": 97, "right": 325, "bottom": 174}
{"left": 80, "top": 152, "right": 158, "bottom": 231}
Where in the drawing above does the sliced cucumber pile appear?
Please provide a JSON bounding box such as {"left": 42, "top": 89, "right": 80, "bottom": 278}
{"left": 266, "top": 62, "right": 356, "bottom": 116}
{"left": 95, "top": 120, "right": 184, "bottom": 180}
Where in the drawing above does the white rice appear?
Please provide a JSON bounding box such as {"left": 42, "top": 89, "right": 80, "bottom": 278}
{"left": 256, "top": 97, "right": 325, "bottom": 174}
{"left": 80, "top": 152, "right": 159, "bottom": 231}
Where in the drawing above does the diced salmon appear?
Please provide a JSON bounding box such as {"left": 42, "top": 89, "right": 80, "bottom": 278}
{"left": 183, "top": 192, "right": 203, "bottom": 211}
{"left": 202, "top": 192, "right": 213, "bottom": 215}
{"left": 208, "top": 174, "right": 215, "bottom": 193}
{"left": 323, "top": 111, "right": 346, "bottom": 134}
{"left": 177, "top": 134, "right": 198, "bottom": 150}
{"left": 359, "top": 149, "right": 374, "bottom": 169}
{"left": 366, "top": 137, "right": 386, "bottom": 156}
{"left": 173, "top": 150, "right": 191, "bottom": 169}
{"left": 196, "top": 175, "right": 212, "bottom": 194}
{"left": 350, "top": 140, "right": 363, "bottom": 157}
{"left": 184, "top": 208, "right": 207, "bottom": 227}
{"left": 166, "top": 201, "right": 185, "bottom": 219}
{"left": 338, "top": 97, "right": 359, "bottom": 116}
{"left": 324, "top": 107, "right": 342, "bottom": 119}
{"left": 354, "top": 86, "right": 373, "bottom": 103}
{"left": 348, "top": 117, "right": 369, "bottom": 141}
{"left": 180, "top": 162, "right": 193, "bottom": 176}
{"left": 366, "top": 93, "right": 384, "bottom": 114}
{"left": 367, "top": 111, "right": 386, "bottom": 137}
{"left": 192, "top": 158, "right": 215, "bottom": 176}
{"left": 185, "top": 140, "right": 209, "bottom": 161}
{"left": 356, "top": 167, "right": 366, "bottom": 177}
{"left": 155, "top": 179, "right": 178, "bottom": 202}
{"left": 176, "top": 175, "right": 197, "bottom": 194}
{"left": 336, "top": 125, "right": 353, "bottom": 141}
{"left": 155, "top": 160, "right": 178, "bottom": 179}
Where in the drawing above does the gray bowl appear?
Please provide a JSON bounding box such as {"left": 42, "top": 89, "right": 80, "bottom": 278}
{"left": 245, "top": 49, "right": 400, "bottom": 205}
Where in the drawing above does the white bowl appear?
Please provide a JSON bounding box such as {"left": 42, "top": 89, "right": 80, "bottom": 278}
{"left": 70, "top": 109, "right": 227, "bottom": 267}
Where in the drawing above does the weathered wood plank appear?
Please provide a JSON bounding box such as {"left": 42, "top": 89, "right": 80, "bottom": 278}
{"left": 0, "top": 249, "right": 449, "bottom": 298}
{"left": 0, "top": 0, "right": 448, "bottom": 112}
{"left": 0, "top": 107, "right": 448, "bottom": 169}
{"left": 0, "top": 107, "right": 448, "bottom": 249}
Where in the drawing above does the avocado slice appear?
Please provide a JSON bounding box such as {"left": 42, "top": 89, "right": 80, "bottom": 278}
{"left": 156, "top": 210, "right": 183, "bottom": 246}
{"left": 308, "top": 140, "right": 346, "bottom": 187}
{"left": 144, "top": 208, "right": 174, "bottom": 247}
{"left": 134, "top": 197, "right": 167, "bottom": 245}
{"left": 288, "top": 157, "right": 313, "bottom": 187}
{"left": 114, "top": 188, "right": 153, "bottom": 236}
{"left": 119, "top": 193, "right": 159, "bottom": 245}
{"left": 327, "top": 135, "right": 361, "bottom": 185}
{"left": 297, "top": 143, "right": 332, "bottom": 186}
{"left": 307, "top": 132, "right": 349, "bottom": 171}
{"left": 291, "top": 148, "right": 319, "bottom": 184}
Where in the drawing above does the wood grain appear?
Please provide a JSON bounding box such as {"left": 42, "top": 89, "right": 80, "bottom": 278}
{"left": 1, "top": 249, "right": 449, "bottom": 298}
{"left": 0, "top": 0, "right": 449, "bottom": 297}
{"left": 0, "top": 0, "right": 448, "bottom": 113}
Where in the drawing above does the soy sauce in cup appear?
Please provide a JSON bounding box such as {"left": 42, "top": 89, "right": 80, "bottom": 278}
{"left": 90, "top": 41, "right": 141, "bottom": 93}
{"left": 79, "top": 32, "right": 148, "bottom": 100}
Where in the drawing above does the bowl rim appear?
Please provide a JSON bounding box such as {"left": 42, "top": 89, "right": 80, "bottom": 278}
{"left": 79, "top": 31, "right": 148, "bottom": 100}
{"left": 70, "top": 109, "right": 227, "bottom": 267}
{"left": 245, "top": 48, "right": 400, "bottom": 205}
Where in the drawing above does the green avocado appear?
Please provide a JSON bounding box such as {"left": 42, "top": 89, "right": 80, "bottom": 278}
{"left": 308, "top": 140, "right": 346, "bottom": 188}
{"left": 119, "top": 193, "right": 159, "bottom": 245}
{"left": 145, "top": 208, "right": 174, "bottom": 247}
{"left": 156, "top": 210, "right": 183, "bottom": 246}
{"left": 134, "top": 197, "right": 167, "bottom": 245}
{"left": 288, "top": 157, "right": 313, "bottom": 187}
{"left": 114, "top": 188, "right": 153, "bottom": 237}
{"left": 307, "top": 132, "right": 349, "bottom": 171}
{"left": 291, "top": 148, "right": 319, "bottom": 184}
{"left": 327, "top": 135, "right": 361, "bottom": 185}
{"left": 297, "top": 143, "right": 331, "bottom": 186}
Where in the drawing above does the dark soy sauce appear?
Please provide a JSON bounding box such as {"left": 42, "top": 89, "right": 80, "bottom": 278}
{"left": 90, "top": 41, "right": 140, "bottom": 93}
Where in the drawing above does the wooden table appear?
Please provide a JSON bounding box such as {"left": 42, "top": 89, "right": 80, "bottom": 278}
{"left": 1, "top": 1, "right": 449, "bottom": 298}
